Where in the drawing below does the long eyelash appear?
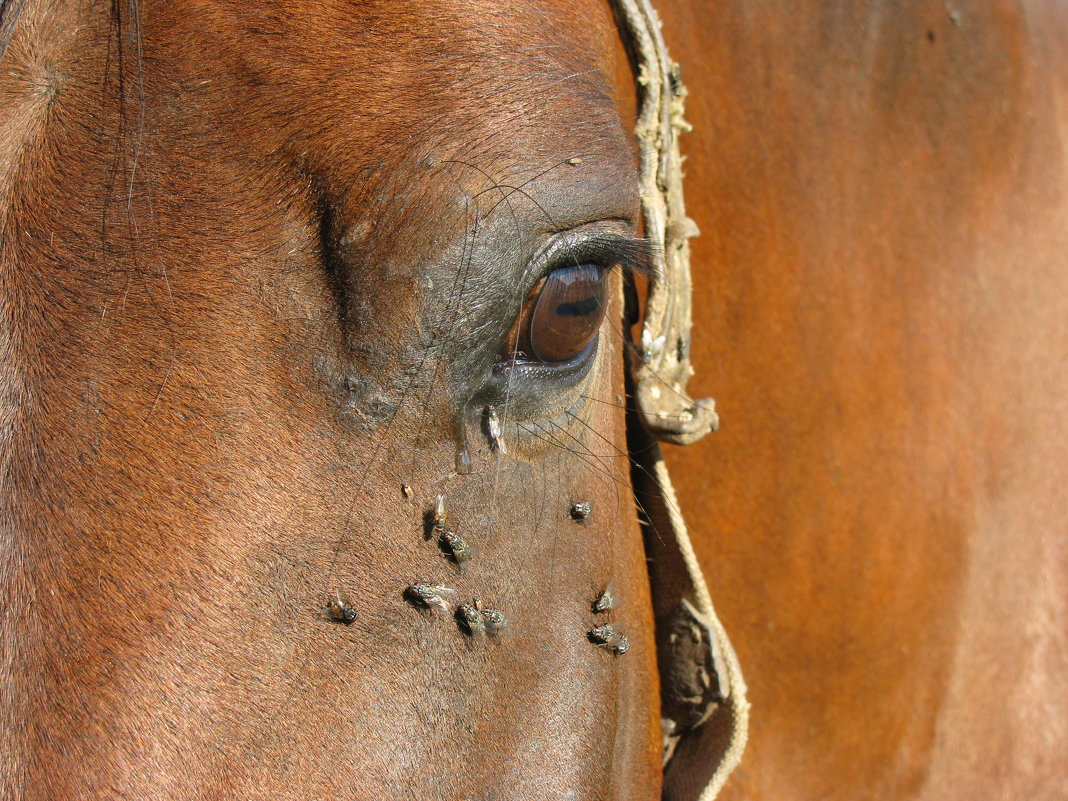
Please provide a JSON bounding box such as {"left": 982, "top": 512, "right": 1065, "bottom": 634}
{"left": 553, "top": 234, "right": 659, "bottom": 279}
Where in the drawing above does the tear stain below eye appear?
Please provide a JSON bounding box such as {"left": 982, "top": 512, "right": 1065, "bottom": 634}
{"left": 484, "top": 404, "right": 507, "bottom": 454}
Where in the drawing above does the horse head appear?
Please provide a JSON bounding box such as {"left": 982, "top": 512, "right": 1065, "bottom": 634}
{"left": 0, "top": 0, "right": 741, "bottom": 798}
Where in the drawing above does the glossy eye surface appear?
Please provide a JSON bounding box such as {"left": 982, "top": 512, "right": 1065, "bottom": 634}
{"left": 528, "top": 264, "right": 607, "bottom": 362}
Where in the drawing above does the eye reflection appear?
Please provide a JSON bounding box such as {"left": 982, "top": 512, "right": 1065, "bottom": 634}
{"left": 529, "top": 264, "right": 607, "bottom": 363}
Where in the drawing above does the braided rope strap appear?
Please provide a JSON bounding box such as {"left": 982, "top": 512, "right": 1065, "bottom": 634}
{"left": 615, "top": 0, "right": 717, "bottom": 446}
{"left": 611, "top": 1, "right": 749, "bottom": 799}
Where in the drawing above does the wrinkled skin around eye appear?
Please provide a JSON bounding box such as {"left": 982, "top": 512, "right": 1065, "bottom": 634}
{"left": 525, "top": 264, "right": 608, "bottom": 363}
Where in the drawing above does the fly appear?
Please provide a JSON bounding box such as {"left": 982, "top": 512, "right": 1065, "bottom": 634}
{"left": 431, "top": 495, "right": 472, "bottom": 564}
{"left": 592, "top": 584, "right": 616, "bottom": 614}
{"left": 439, "top": 529, "right": 472, "bottom": 564}
{"left": 570, "top": 501, "right": 592, "bottom": 521}
{"left": 434, "top": 495, "right": 447, "bottom": 532}
{"left": 474, "top": 597, "right": 507, "bottom": 637}
{"left": 326, "top": 592, "right": 357, "bottom": 625}
{"left": 404, "top": 583, "right": 458, "bottom": 616}
{"left": 588, "top": 624, "right": 630, "bottom": 655}
{"left": 455, "top": 603, "right": 486, "bottom": 640}
{"left": 485, "top": 405, "right": 507, "bottom": 454}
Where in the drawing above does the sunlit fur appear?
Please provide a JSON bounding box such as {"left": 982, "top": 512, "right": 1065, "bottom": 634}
{"left": 0, "top": 0, "right": 664, "bottom": 798}
{"left": 660, "top": 2, "right": 1068, "bottom": 800}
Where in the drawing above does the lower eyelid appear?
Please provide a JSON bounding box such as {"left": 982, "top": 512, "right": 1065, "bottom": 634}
{"left": 502, "top": 361, "right": 584, "bottom": 383}
{"left": 485, "top": 336, "right": 599, "bottom": 421}
{"left": 493, "top": 337, "right": 598, "bottom": 378}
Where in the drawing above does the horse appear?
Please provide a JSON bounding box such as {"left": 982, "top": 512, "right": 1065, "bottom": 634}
{"left": 5, "top": 0, "right": 1067, "bottom": 798}
{"left": 660, "top": 1, "right": 1068, "bottom": 799}
{"left": 0, "top": 0, "right": 745, "bottom": 798}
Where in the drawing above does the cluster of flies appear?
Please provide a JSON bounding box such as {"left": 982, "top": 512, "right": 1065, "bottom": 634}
{"left": 325, "top": 476, "right": 627, "bottom": 655}
{"left": 404, "top": 494, "right": 505, "bottom": 641}
{"left": 587, "top": 584, "right": 629, "bottom": 655}
{"left": 431, "top": 494, "right": 471, "bottom": 565}
{"left": 404, "top": 583, "right": 508, "bottom": 641}
{"left": 567, "top": 497, "right": 630, "bottom": 655}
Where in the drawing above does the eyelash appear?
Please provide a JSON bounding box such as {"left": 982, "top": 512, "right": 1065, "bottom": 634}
{"left": 539, "top": 234, "right": 657, "bottom": 285}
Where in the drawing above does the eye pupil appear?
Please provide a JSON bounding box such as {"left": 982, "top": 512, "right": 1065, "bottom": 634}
{"left": 555, "top": 296, "right": 600, "bottom": 318}
{"left": 529, "top": 263, "right": 607, "bottom": 363}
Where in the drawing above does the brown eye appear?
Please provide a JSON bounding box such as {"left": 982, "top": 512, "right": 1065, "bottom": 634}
{"left": 528, "top": 263, "right": 607, "bottom": 363}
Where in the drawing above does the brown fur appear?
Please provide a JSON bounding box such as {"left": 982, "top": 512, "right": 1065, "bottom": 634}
{"left": 0, "top": 0, "right": 664, "bottom": 798}
{"left": 663, "top": 1, "right": 1068, "bottom": 799}
{"left": 9, "top": 0, "right": 1065, "bottom": 798}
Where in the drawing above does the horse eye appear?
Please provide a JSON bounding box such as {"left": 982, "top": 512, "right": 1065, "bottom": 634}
{"left": 527, "top": 263, "right": 607, "bottom": 363}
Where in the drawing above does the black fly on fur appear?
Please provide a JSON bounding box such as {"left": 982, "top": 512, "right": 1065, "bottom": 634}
{"left": 592, "top": 584, "right": 616, "bottom": 614}
{"left": 404, "top": 583, "right": 458, "bottom": 616}
{"left": 326, "top": 593, "right": 357, "bottom": 625}
{"left": 455, "top": 603, "right": 486, "bottom": 640}
{"left": 473, "top": 597, "right": 507, "bottom": 637}
{"left": 439, "top": 529, "right": 472, "bottom": 564}
{"left": 570, "top": 501, "right": 592, "bottom": 521}
{"left": 588, "top": 624, "right": 629, "bottom": 655}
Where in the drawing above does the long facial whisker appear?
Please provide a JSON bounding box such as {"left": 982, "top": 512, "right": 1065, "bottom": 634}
{"left": 519, "top": 419, "right": 670, "bottom": 547}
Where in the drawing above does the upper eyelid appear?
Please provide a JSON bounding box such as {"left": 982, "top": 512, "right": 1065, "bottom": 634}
{"left": 538, "top": 232, "right": 657, "bottom": 283}
{"left": 497, "top": 226, "right": 656, "bottom": 356}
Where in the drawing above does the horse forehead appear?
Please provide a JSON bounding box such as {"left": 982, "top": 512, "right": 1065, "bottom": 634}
{"left": 205, "top": 0, "right": 642, "bottom": 338}
{"left": 236, "top": 0, "right": 620, "bottom": 76}
{"left": 172, "top": 0, "right": 630, "bottom": 161}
